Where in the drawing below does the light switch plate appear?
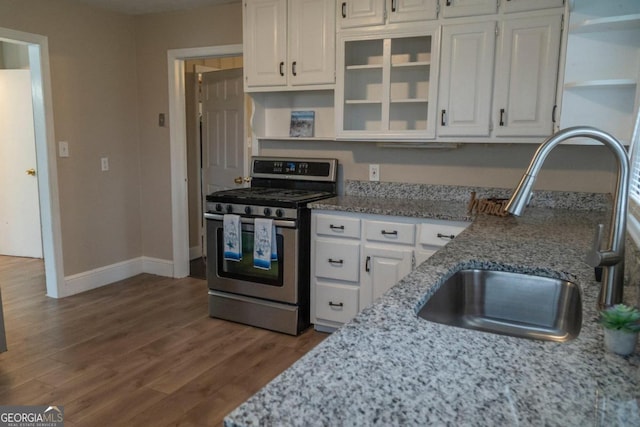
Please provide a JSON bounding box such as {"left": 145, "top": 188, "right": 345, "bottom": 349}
{"left": 369, "top": 164, "right": 380, "bottom": 182}
{"left": 59, "top": 141, "right": 69, "bottom": 158}
{"left": 101, "top": 157, "right": 109, "bottom": 172}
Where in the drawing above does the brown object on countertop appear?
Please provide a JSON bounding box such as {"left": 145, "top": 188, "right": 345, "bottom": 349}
{"left": 467, "top": 191, "right": 510, "bottom": 217}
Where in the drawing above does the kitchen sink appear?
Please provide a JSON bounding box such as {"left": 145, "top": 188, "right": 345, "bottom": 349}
{"left": 417, "top": 269, "right": 582, "bottom": 342}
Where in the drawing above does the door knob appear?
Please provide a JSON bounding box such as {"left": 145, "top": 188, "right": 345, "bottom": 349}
{"left": 234, "top": 176, "right": 243, "bottom": 184}
{"left": 26, "top": 168, "right": 36, "bottom": 176}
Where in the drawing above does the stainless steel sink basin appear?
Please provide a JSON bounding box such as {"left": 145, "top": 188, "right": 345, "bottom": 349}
{"left": 417, "top": 269, "right": 582, "bottom": 342}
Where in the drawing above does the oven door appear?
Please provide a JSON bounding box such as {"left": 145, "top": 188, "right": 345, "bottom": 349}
{"left": 205, "top": 213, "right": 299, "bottom": 304}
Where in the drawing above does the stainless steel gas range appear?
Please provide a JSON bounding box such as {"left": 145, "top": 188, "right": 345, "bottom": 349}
{"left": 204, "top": 157, "right": 338, "bottom": 335}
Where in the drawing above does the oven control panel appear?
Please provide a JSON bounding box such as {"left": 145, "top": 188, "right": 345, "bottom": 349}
{"left": 207, "top": 202, "right": 298, "bottom": 220}
{"left": 252, "top": 157, "right": 337, "bottom": 181}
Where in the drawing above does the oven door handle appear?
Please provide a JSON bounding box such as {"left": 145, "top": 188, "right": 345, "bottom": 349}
{"left": 204, "top": 213, "right": 297, "bottom": 228}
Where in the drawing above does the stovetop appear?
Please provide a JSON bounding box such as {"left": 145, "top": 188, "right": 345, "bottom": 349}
{"left": 206, "top": 187, "right": 334, "bottom": 204}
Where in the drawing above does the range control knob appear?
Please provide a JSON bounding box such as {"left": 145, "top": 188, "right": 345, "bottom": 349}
{"left": 226, "top": 205, "right": 233, "bottom": 213}
{"left": 263, "top": 208, "right": 272, "bottom": 217}
{"left": 215, "top": 203, "right": 223, "bottom": 212}
{"left": 275, "top": 209, "right": 284, "bottom": 218}
{"left": 244, "top": 206, "right": 252, "bottom": 215}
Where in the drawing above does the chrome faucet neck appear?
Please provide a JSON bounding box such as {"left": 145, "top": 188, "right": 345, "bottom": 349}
{"left": 505, "top": 126, "right": 629, "bottom": 308}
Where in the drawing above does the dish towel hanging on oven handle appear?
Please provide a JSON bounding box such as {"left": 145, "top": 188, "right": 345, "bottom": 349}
{"left": 223, "top": 214, "right": 242, "bottom": 261}
{"left": 253, "top": 218, "right": 277, "bottom": 270}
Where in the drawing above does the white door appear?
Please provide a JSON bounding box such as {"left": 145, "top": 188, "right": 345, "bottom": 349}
{"left": 441, "top": 0, "right": 497, "bottom": 18}
{"left": 388, "top": 0, "right": 438, "bottom": 23}
{"left": 243, "top": 0, "right": 287, "bottom": 88}
{"left": 201, "top": 68, "right": 247, "bottom": 198}
{"left": 362, "top": 245, "right": 413, "bottom": 307}
{"left": 289, "top": 0, "right": 335, "bottom": 86}
{"left": 0, "top": 70, "right": 43, "bottom": 258}
{"left": 338, "top": 0, "right": 385, "bottom": 29}
{"left": 438, "top": 21, "right": 496, "bottom": 136}
{"left": 493, "top": 14, "right": 562, "bottom": 137}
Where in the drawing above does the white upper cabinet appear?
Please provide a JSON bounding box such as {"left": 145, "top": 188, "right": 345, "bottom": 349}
{"left": 336, "top": 27, "right": 441, "bottom": 140}
{"left": 441, "top": 0, "right": 497, "bottom": 18}
{"left": 388, "top": 0, "right": 438, "bottom": 23}
{"left": 337, "top": 0, "right": 385, "bottom": 28}
{"left": 244, "top": 0, "right": 287, "bottom": 87}
{"left": 437, "top": 21, "right": 496, "bottom": 136}
{"left": 244, "top": 0, "right": 335, "bottom": 91}
{"left": 337, "top": 0, "right": 437, "bottom": 29}
{"left": 503, "top": 0, "right": 565, "bottom": 14}
{"left": 493, "top": 14, "right": 563, "bottom": 137}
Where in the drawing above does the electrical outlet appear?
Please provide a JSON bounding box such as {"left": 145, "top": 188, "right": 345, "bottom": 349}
{"left": 369, "top": 164, "right": 380, "bottom": 182}
{"left": 58, "top": 141, "right": 69, "bottom": 158}
{"left": 101, "top": 157, "right": 109, "bottom": 172}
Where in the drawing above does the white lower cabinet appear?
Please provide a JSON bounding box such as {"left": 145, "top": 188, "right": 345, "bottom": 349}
{"left": 311, "top": 210, "right": 469, "bottom": 331}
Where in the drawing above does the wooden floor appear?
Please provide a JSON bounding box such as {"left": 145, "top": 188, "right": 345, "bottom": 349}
{"left": 0, "top": 256, "right": 326, "bottom": 426}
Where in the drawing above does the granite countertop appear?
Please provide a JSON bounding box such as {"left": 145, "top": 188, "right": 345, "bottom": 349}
{"left": 225, "top": 194, "right": 640, "bottom": 427}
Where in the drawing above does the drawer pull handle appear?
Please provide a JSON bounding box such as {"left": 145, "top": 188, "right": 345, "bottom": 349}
{"left": 365, "top": 255, "right": 371, "bottom": 272}
{"left": 437, "top": 233, "right": 455, "bottom": 240}
{"left": 329, "top": 224, "right": 345, "bottom": 230}
{"left": 341, "top": 2, "right": 346, "bottom": 18}
{"left": 381, "top": 230, "right": 398, "bottom": 236}
{"left": 329, "top": 301, "right": 344, "bottom": 308}
{"left": 328, "top": 258, "right": 344, "bottom": 265}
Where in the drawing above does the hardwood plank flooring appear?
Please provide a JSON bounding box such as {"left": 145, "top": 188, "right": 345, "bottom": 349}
{"left": 0, "top": 256, "right": 327, "bottom": 426}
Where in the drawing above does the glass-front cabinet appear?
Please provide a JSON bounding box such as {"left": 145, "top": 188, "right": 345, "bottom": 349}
{"left": 335, "top": 27, "right": 441, "bottom": 140}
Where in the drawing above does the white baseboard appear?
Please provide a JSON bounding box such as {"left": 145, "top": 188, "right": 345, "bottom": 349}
{"left": 61, "top": 256, "right": 174, "bottom": 298}
{"left": 189, "top": 245, "right": 202, "bottom": 260}
{"left": 142, "top": 256, "right": 174, "bottom": 277}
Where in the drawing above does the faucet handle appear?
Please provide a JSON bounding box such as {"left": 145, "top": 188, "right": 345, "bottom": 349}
{"left": 586, "top": 223, "right": 605, "bottom": 267}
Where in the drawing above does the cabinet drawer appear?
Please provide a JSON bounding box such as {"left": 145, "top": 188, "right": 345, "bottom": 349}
{"left": 418, "top": 220, "right": 469, "bottom": 247}
{"left": 315, "top": 214, "right": 361, "bottom": 239}
{"left": 365, "top": 220, "right": 415, "bottom": 245}
{"left": 314, "top": 239, "right": 360, "bottom": 282}
{"left": 315, "top": 282, "right": 359, "bottom": 324}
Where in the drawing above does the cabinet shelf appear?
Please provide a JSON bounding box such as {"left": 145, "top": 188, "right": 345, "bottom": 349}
{"left": 391, "top": 61, "right": 431, "bottom": 68}
{"left": 570, "top": 13, "right": 640, "bottom": 33}
{"left": 344, "top": 99, "right": 383, "bottom": 105}
{"left": 390, "top": 98, "right": 429, "bottom": 103}
{"left": 564, "top": 78, "right": 637, "bottom": 89}
{"left": 346, "top": 64, "right": 384, "bottom": 70}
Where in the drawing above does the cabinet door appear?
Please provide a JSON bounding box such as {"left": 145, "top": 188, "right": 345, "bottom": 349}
{"left": 362, "top": 245, "right": 413, "bottom": 307}
{"left": 337, "top": 0, "right": 385, "bottom": 29}
{"left": 289, "top": 0, "right": 336, "bottom": 86}
{"left": 493, "top": 14, "right": 562, "bottom": 137}
{"left": 503, "top": 0, "right": 564, "bottom": 14}
{"left": 388, "top": 0, "right": 438, "bottom": 23}
{"left": 337, "top": 29, "right": 440, "bottom": 140}
{"left": 438, "top": 21, "right": 496, "bottom": 136}
{"left": 441, "top": 0, "right": 497, "bottom": 18}
{"left": 244, "top": 0, "right": 288, "bottom": 88}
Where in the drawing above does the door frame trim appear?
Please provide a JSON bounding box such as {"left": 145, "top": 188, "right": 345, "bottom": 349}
{"left": 0, "top": 27, "right": 64, "bottom": 297}
{"left": 167, "top": 44, "right": 243, "bottom": 278}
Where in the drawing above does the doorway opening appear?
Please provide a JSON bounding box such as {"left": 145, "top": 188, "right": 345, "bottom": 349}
{"left": 185, "top": 57, "right": 244, "bottom": 280}
{"left": 0, "top": 28, "right": 64, "bottom": 298}
{"left": 167, "top": 45, "right": 248, "bottom": 280}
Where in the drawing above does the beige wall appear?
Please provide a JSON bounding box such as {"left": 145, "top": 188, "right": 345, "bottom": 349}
{"left": 0, "top": 0, "right": 142, "bottom": 275}
{"left": 260, "top": 141, "right": 618, "bottom": 194}
{"left": 134, "top": 2, "right": 243, "bottom": 261}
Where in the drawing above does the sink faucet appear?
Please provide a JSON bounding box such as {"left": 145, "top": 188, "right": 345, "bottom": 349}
{"left": 505, "top": 126, "right": 629, "bottom": 309}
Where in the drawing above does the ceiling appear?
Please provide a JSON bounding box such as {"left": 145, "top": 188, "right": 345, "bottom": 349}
{"left": 75, "top": 0, "right": 239, "bottom": 15}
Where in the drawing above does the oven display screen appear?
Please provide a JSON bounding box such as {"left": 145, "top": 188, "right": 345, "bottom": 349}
{"left": 254, "top": 160, "right": 330, "bottom": 176}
